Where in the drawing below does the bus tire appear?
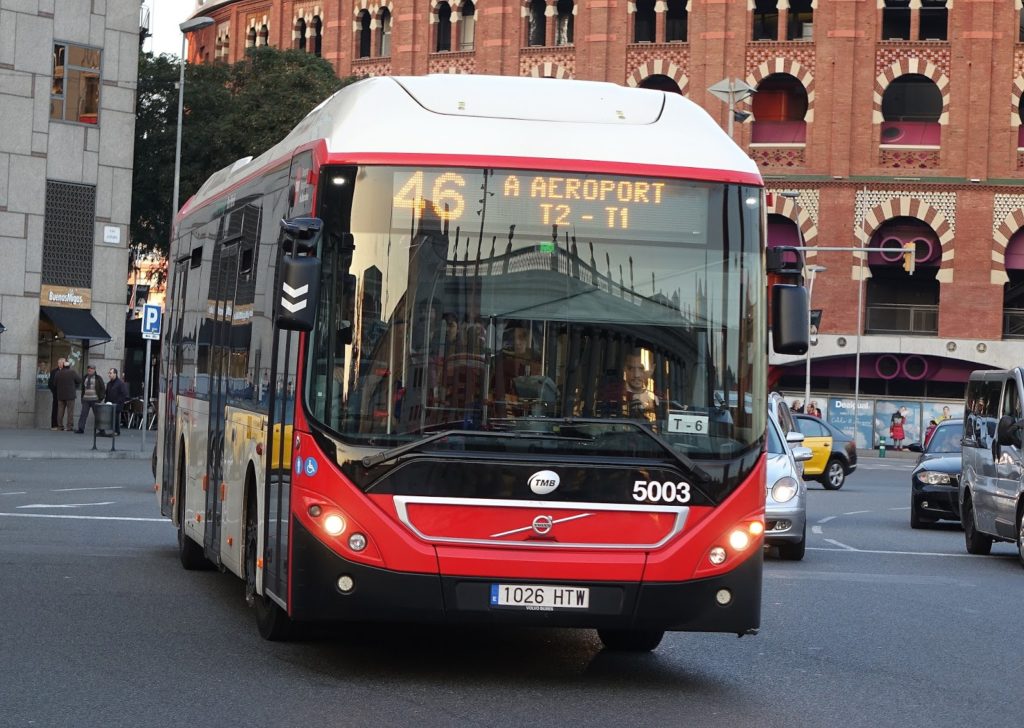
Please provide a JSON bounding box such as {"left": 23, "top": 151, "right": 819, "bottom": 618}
{"left": 177, "top": 448, "right": 209, "bottom": 570}
{"left": 597, "top": 628, "right": 665, "bottom": 652}
{"left": 245, "top": 483, "right": 292, "bottom": 641}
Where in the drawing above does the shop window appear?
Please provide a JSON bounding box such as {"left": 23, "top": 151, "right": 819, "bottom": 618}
{"left": 459, "top": 1, "right": 476, "bottom": 51}
{"left": 50, "top": 44, "right": 100, "bottom": 125}
{"left": 634, "top": 0, "right": 655, "bottom": 43}
{"left": 437, "top": 2, "right": 453, "bottom": 52}
{"left": 880, "top": 74, "right": 942, "bottom": 146}
{"left": 556, "top": 0, "right": 574, "bottom": 45}
{"left": 918, "top": 0, "right": 947, "bottom": 41}
{"left": 882, "top": 0, "right": 911, "bottom": 40}
{"left": 666, "top": 0, "right": 688, "bottom": 42}
{"left": 752, "top": 0, "right": 778, "bottom": 41}
{"left": 751, "top": 73, "right": 808, "bottom": 143}
{"left": 787, "top": 0, "right": 813, "bottom": 40}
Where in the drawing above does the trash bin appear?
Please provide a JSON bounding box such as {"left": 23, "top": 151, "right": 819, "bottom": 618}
{"left": 93, "top": 403, "right": 116, "bottom": 452}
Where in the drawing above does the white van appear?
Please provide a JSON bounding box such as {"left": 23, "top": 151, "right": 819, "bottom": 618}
{"left": 959, "top": 369, "right": 1024, "bottom": 565}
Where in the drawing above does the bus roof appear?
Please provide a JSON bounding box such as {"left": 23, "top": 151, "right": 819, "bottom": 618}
{"left": 185, "top": 75, "right": 761, "bottom": 216}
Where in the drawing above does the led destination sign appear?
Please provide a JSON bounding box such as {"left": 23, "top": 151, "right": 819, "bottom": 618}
{"left": 390, "top": 168, "right": 711, "bottom": 243}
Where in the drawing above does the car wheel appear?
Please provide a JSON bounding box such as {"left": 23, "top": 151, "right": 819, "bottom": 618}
{"left": 1017, "top": 508, "right": 1024, "bottom": 569}
{"left": 910, "top": 504, "right": 936, "bottom": 530}
{"left": 597, "top": 628, "right": 665, "bottom": 652}
{"left": 962, "top": 493, "right": 993, "bottom": 556}
{"left": 821, "top": 458, "right": 845, "bottom": 490}
{"left": 777, "top": 528, "right": 806, "bottom": 561}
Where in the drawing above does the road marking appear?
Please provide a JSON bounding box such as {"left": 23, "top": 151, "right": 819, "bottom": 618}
{"left": 807, "top": 546, "right": 991, "bottom": 558}
{"left": 812, "top": 526, "right": 822, "bottom": 535}
{"left": 825, "top": 538, "right": 857, "bottom": 550}
{"left": 817, "top": 516, "right": 836, "bottom": 524}
{"left": 0, "top": 512, "right": 166, "bottom": 522}
{"left": 843, "top": 510, "right": 870, "bottom": 515}
{"left": 17, "top": 502, "right": 116, "bottom": 509}
{"left": 0, "top": 491, "right": 27, "bottom": 496}
{"left": 52, "top": 486, "right": 124, "bottom": 492}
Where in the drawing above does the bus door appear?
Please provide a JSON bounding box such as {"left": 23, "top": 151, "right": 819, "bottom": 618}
{"left": 161, "top": 251, "right": 191, "bottom": 518}
{"left": 204, "top": 226, "right": 242, "bottom": 562}
{"left": 262, "top": 151, "right": 315, "bottom": 605}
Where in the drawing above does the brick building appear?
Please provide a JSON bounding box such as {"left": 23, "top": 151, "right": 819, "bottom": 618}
{"left": 0, "top": 0, "right": 141, "bottom": 427}
{"left": 181, "top": 0, "right": 1024, "bottom": 445}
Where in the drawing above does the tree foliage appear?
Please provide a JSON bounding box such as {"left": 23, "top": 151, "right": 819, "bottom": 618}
{"left": 131, "top": 48, "right": 354, "bottom": 254}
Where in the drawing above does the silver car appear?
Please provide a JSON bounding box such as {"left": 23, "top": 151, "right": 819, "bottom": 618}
{"left": 766, "top": 407, "right": 813, "bottom": 560}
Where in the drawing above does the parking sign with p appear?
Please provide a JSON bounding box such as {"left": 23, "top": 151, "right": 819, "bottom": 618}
{"left": 142, "top": 304, "right": 162, "bottom": 340}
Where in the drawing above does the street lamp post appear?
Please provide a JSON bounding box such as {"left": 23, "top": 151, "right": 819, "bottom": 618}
{"left": 148, "top": 15, "right": 215, "bottom": 453}
{"left": 804, "top": 264, "right": 827, "bottom": 414}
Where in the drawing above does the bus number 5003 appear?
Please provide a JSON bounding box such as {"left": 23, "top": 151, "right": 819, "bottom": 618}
{"left": 633, "top": 480, "right": 691, "bottom": 504}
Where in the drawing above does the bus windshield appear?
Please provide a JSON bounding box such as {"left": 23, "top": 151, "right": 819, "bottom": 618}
{"left": 306, "top": 165, "right": 765, "bottom": 465}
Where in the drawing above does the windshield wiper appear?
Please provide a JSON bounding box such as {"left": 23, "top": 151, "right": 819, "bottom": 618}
{"left": 361, "top": 429, "right": 591, "bottom": 469}
{"left": 546, "top": 417, "right": 713, "bottom": 485}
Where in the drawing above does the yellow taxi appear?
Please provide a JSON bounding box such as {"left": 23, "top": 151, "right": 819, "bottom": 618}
{"left": 792, "top": 413, "right": 858, "bottom": 490}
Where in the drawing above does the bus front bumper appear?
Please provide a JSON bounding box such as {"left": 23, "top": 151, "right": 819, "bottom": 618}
{"left": 290, "top": 518, "right": 761, "bottom": 634}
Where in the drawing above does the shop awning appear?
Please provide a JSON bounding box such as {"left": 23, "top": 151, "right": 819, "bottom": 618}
{"left": 40, "top": 307, "right": 111, "bottom": 345}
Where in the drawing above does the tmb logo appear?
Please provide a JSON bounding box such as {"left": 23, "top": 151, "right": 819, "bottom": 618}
{"left": 528, "top": 470, "right": 560, "bottom": 495}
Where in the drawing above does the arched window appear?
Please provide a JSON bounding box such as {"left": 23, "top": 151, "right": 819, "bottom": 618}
{"left": 311, "top": 15, "right": 322, "bottom": 56}
{"left": 882, "top": 0, "right": 911, "bottom": 40}
{"left": 437, "top": 2, "right": 452, "bottom": 52}
{"left": 787, "top": 0, "right": 813, "bottom": 40}
{"left": 753, "top": 0, "right": 778, "bottom": 41}
{"left": 379, "top": 8, "right": 392, "bottom": 57}
{"left": 358, "top": 10, "right": 371, "bottom": 58}
{"left": 638, "top": 75, "right": 682, "bottom": 94}
{"left": 919, "top": 0, "right": 947, "bottom": 41}
{"left": 752, "top": 73, "right": 808, "bottom": 143}
{"left": 246, "top": 25, "right": 257, "bottom": 48}
{"left": 880, "top": 74, "right": 942, "bottom": 146}
{"left": 294, "top": 17, "right": 306, "bottom": 51}
{"left": 257, "top": 23, "right": 269, "bottom": 47}
{"left": 1003, "top": 228, "right": 1024, "bottom": 331}
{"left": 666, "top": 0, "right": 688, "bottom": 42}
{"left": 528, "top": 0, "right": 546, "bottom": 46}
{"left": 556, "top": 0, "right": 574, "bottom": 45}
{"left": 459, "top": 0, "right": 476, "bottom": 51}
{"left": 866, "top": 217, "right": 940, "bottom": 335}
{"left": 634, "top": 0, "right": 655, "bottom": 43}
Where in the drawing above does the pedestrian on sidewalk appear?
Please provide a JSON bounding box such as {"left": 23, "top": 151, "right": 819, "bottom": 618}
{"left": 105, "top": 367, "right": 128, "bottom": 435}
{"left": 75, "top": 365, "right": 105, "bottom": 434}
{"left": 47, "top": 359, "right": 63, "bottom": 430}
{"left": 54, "top": 360, "right": 81, "bottom": 431}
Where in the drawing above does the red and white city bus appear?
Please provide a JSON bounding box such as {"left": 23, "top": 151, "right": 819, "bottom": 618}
{"left": 157, "top": 75, "right": 807, "bottom": 651}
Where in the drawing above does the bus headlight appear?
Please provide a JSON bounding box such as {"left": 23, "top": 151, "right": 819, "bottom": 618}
{"left": 323, "top": 514, "right": 346, "bottom": 536}
{"left": 709, "top": 547, "right": 727, "bottom": 565}
{"left": 771, "top": 477, "right": 799, "bottom": 503}
{"left": 728, "top": 529, "right": 751, "bottom": 551}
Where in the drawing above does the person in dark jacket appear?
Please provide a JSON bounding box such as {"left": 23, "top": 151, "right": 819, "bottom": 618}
{"left": 53, "top": 361, "right": 82, "bottom": 431}
{"left": 105, "top": 367, "right": 128, "bottom": 435}
{"left": 75, "top": 364, "right": 106, "bottom": 433}
{"left": 47, "top": 359, "right": 63, "bottom": 430}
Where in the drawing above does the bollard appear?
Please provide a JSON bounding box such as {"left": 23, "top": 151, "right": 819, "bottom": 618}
{"left": 878, "top": 439, "right": 886, "bottom": 458}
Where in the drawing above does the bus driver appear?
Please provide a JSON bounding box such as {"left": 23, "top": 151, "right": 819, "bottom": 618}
{"left": 624, "top": 350, "right": 659, "bottom": 416}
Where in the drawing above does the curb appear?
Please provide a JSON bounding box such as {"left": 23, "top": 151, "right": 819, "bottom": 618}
{"left": 0, "top": 450, "right": 149, "bottom": 460}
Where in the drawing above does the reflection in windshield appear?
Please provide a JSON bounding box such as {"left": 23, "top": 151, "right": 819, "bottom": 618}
{"left": 306, "top": 166, "right": 765, "bottom": 462}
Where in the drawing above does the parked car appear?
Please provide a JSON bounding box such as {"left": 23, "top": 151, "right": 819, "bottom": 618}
{"left": 792, "top": 413, "right": 858, "bottom": 490}
{"left": 766, "top": 403, "right": 813, "bottom": 560}
{"left": 960, "top": 368, "right": 1024, "bottom": 565}
{"left": 909, "top": 418, "right": 963, "bottom": 529}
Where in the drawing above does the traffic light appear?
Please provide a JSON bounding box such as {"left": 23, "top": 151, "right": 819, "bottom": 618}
{"left": 902, "top": 242, "right": 916, "bottom": 274}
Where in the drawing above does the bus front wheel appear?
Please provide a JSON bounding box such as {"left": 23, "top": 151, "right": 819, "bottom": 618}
{"left": 177, "top": 450, "right": 208, "bottom": 570}
{"left": 597, "top": 628, "right": 665, "bottom": 652}
{"left": 245, "top": 486, "right": 292, "bottom": 641}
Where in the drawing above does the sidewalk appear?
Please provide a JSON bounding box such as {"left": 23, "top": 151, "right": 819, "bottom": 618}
{"left": 0, "top": 427, "right": 152, "bottom": 460}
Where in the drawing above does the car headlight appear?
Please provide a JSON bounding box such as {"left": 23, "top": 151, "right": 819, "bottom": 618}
{"left": 771, "top": 476, "right": 799, "bottom": 503}
{"left": 918, "top": 471, "right": 953, "bottom": 485}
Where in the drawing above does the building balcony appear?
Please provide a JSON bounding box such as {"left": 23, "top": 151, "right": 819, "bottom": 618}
{"left": 1003, "top": 308, "right": 1024, "bottom": 339}
{"left": 865, "top": 303, "right": 938, "bottom": 336}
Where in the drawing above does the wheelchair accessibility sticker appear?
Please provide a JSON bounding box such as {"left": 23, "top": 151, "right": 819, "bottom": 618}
{"left": 304, "top": 458, "right": 318, "bottom": 477}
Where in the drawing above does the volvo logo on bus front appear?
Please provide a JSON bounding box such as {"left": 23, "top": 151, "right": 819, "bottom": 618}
{"left": 528, "top": 470, "right": 560, "bottom": 495}
{"left": 532, "top": 515, "right": 554, "bottom": 535}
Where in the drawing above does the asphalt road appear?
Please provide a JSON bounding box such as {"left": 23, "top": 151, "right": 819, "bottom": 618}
{"left": 0, "top": 456, "right": 1021, "bottom": 728}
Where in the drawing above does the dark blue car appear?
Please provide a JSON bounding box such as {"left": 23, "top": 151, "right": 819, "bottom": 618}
{"left": 910, "top": 418, "right": 963, "bottom": 529}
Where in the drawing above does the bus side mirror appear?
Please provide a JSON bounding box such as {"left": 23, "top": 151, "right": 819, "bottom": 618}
{"left": 276, "top": 255, "right": 321, "bottom": 332}
{"left": 772, "top": 284, "right": 809, "bottom": 355}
